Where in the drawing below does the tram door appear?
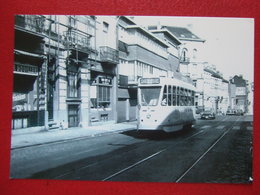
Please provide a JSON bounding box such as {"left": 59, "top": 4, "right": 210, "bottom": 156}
{"left": 68, "top": 105, "right": 79, "bottom": 127}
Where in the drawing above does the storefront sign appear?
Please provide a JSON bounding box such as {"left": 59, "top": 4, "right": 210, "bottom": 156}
{"left": 13, "top": 93, "right": 26, "bottom": 101}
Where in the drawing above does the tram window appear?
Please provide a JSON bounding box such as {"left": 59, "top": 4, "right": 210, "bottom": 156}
{"left": 179, "top": 88, "right": 185, "bottom": 106}
{"left": 168, "top": 85, "right": 172, "bottom": 106}
{"left": 177, "top": 87, "right": 180, "bottom": 106}
{"left": 162, "top": 85, "right": 167, "bottom": 106}
{"left": 140, "top": 87, "right": 161, "bottom": 106}
{"left": 172, "top": 86, "right": 176, "bottom": 106}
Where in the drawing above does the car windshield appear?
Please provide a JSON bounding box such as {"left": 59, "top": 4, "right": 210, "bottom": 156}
{"left": 140, "top": 87, "right": 161, "bottom": 106}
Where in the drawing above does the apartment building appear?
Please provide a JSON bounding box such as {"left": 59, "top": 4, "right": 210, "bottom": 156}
{"left": 13, "top": 15, "right": 47, "bottom": 130}
{"left": 12, "top": 15, "right": 120, "bottom": 131}
{"left": 229, "top": 75, "right": 249, "bottom": 113}
{"left": 202, "top": 65, "right": 229, "bottom": 113}
{"left": 117, "top": 16, "right": 182, "bottom": 122}
{"left": 12, "top": 15, "right": 195, "bottom": 131}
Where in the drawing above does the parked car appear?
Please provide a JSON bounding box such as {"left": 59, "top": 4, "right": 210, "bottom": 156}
{"left": 200, "top": 110, "right": 215, "bottom": 119}
{"left": 236, "top": 109, "right": 244, "bottom": 116}
{"left": 226, "top": 109, "right": 236, "bottom": 115}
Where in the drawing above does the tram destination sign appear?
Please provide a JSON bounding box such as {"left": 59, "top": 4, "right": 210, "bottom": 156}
{"left": 140, "top": 78, "right": 160, "bottom": 84}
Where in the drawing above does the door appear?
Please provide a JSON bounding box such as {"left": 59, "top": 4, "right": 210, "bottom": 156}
{"left": 117, "top": 98, "right": 127, "bottom": 123}
{"left": 68, "top": 105, "right": 79, "bottom": 127}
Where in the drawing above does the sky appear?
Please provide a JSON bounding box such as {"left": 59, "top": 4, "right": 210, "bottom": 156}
{"left": 132, "top": 16, "right": 254, "bottom": 83}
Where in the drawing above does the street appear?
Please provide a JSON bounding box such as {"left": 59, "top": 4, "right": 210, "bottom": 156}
{"left": 10, "top": 115, "right": 253, "bottom": 183}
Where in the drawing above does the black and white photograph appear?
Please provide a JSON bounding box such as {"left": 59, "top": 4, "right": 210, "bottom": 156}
{"left": 10, "top": 15, "right": 254, "bottom": 183}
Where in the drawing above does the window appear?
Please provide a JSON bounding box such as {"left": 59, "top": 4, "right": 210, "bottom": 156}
{"left": 140, "top": 87, "right": 161, "bottom": 106}
{"left": 98, "top": 86, "right": 111, "bottom": 108}
{"left": 172, "top": 86, "right": 176, "bottom": 106}
{"left": 193, "top": 49, "right": 197, "bottom": 59}
{"left": 149, "top": 66, "right": 153, "bottom": 74}
{"left": 181, "top": 48, "right": 188, "bottom": 62}
{"left": 67, "top": 71, "right": 80, "bottom": 98}
{"left": 91, "top": 86, "right": 111, "bottom": 109}
{"left": 69, "top": 16, "right": 77, "bottom": 28}
{"left": 168, "top": 85, "right": 172, "bottom": 106}
{"left": 161, "top": 85, "right": 167, "bottom": 106}
{"left": 103, "top": 22, "right": 109, "bottom": 33}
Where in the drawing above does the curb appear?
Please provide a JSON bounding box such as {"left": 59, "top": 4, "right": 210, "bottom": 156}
{"left": 11, "top": 127, "right": 136, "bottom": 150}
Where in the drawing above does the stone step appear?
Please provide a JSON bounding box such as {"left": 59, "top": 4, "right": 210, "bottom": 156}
{"left": 48, "top": 121, "right": 59, "bottom": 130}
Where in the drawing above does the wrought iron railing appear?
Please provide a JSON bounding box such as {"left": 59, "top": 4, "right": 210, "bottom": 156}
{"left": 100, "top": 46, "right": 119, "bottom": 64}
{"left": 64, "top": 30, "right": 92, "bottom": 54}
{"left": 15, "top": 15, "right": 45, "bottom": 34}
{"left": 14, "top": 63, "right": 38, "bottom": 76}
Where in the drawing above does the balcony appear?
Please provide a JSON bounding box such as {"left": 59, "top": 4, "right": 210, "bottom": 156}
{"left": 15, "top": 15, "right": 45, "bottom": 37}
{"left": 14, "top": 63, "right": 38, "bottom": 76}
{"left": 64, "top": 30, "right": 92, "bottom": 55}
{"left": 100, "top": 46, "right": 119, "bottom": 64}
{"left": 180, "top": 57, "right": 190, "bottom": 64}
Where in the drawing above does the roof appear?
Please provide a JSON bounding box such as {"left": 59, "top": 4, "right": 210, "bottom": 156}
{"left": 204, "top": 68, "right": 228, "bottom": 82}
{"left": 119, "top": 16, "right": 136, "bottom": 25}
{"left": 230, "top": 75, "right": 247, "bottom": 87}
{"left": 149, "top": 29, "right": 182, "bottom": 45}
{"left": 163, "top": 26, "right": 205, "bottom": 42}
{"left": 126, "top": 25, "right": 169, "bottom": 48}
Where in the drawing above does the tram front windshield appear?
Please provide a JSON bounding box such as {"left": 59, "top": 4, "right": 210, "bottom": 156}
{"left": 140, "top": 87, "right": 161, "bottom": 106}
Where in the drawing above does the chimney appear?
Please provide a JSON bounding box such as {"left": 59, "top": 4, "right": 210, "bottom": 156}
{"left": 157, "top": 21, "right": 161, "bottom": 30}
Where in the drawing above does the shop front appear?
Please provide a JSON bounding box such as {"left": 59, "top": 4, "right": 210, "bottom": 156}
{"left": 90, "top": 73, "right": 115, "bottom": 125}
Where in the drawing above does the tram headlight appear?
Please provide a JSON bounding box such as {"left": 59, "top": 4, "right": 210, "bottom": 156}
{"left": 146, "top": 114, "right": 151, "bottom": 119}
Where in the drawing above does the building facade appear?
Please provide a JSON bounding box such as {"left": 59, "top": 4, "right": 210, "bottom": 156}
{"left": 228, "top": 75, "right": 249, "bottom": 113}
{"left": 13, "top": 15, "right": 47, "bottom": 130}
{"left": 117, "top": 17, "right": 182, "bottom": 122}
{"left": 12, "top": 15, "right": 120, "bottom": 130}
{"left": 202, "top": 65, "right": 229, "bottom": 114}
{"left": 14, "top": 15, "right": 245, "bottom": 131}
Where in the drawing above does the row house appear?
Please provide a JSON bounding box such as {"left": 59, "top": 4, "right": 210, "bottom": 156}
{"left": 13, "top": 15, "right": 47, "bottom": 129}
{"left": 201, "top": 65, "right": 229, "bottom": 114}
{"left": 229, "top": 75, "right": 249, "bottom": 113}
{"left": 12, "top": 15, "right": 119, "bottom": 130}
{"left": 117, "top": 16, "right": 182, "bottom": 122}
{"left": 11, "top": 15, "right": 192, "bottom": 131}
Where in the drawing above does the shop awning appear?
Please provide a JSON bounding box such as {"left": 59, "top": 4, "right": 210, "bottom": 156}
{"left": 118, "top": 88, "right": 130, "bottom": 99}
{"left": 14, "top": 49, "right": 46, "bottom": 59}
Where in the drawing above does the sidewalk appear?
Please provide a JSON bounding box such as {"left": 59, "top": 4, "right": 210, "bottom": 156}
{"left": 11, "top": 121, "right": 137, "bottom": 149}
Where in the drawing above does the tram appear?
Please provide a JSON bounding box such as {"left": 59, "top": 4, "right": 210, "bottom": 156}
{"left": 137, "top": 77, "right": 196, "bottom": 132}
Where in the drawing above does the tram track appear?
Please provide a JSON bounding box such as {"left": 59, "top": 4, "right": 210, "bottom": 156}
{"left": 50, "top": 128, "right": 205, "bottom": 180}
{"left": 101, "top": 129, "right": 205, "bottom": 181}
{"left": 174, "top": 116, "right": 242, "bottom": 183}
{"left": 31, "top": 116, "right": 233, "bottom": 180}
{"left": 100, "top": 116, "right": 238, "bottom": 182}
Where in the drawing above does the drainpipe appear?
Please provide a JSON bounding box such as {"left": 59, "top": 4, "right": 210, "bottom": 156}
{"left": 113, "top": 16, "right": 122, "bottom": 123}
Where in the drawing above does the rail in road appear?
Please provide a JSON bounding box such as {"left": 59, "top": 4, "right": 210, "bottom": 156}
{"left": 11, "top": 115, "right": 253, "bottom": 183}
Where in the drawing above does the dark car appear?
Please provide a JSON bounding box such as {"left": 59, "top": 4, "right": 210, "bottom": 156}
{"left": 236, "top": 109, "right": 244, "bottom": 116}
{"left": 226, "top": 109, "right": 236, "bottom": 115}
{"left": 200, "top": 110, "right": 215, "bottom": 119}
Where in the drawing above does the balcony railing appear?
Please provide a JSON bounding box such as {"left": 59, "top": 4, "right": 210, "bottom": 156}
{"left": 14, "top": 63, "right": 38, "bottom": 76}
{"left": 180, "top": 57, "right": 190, "bottom": 64}
{"left": 15, "top": 15, "right": 45, "bottom": 35}
{"left": 64, "top": 30, "right": 92, "bottom": 54}
{"left": 100, "top": 46, "right": 119, "bottom": 64}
